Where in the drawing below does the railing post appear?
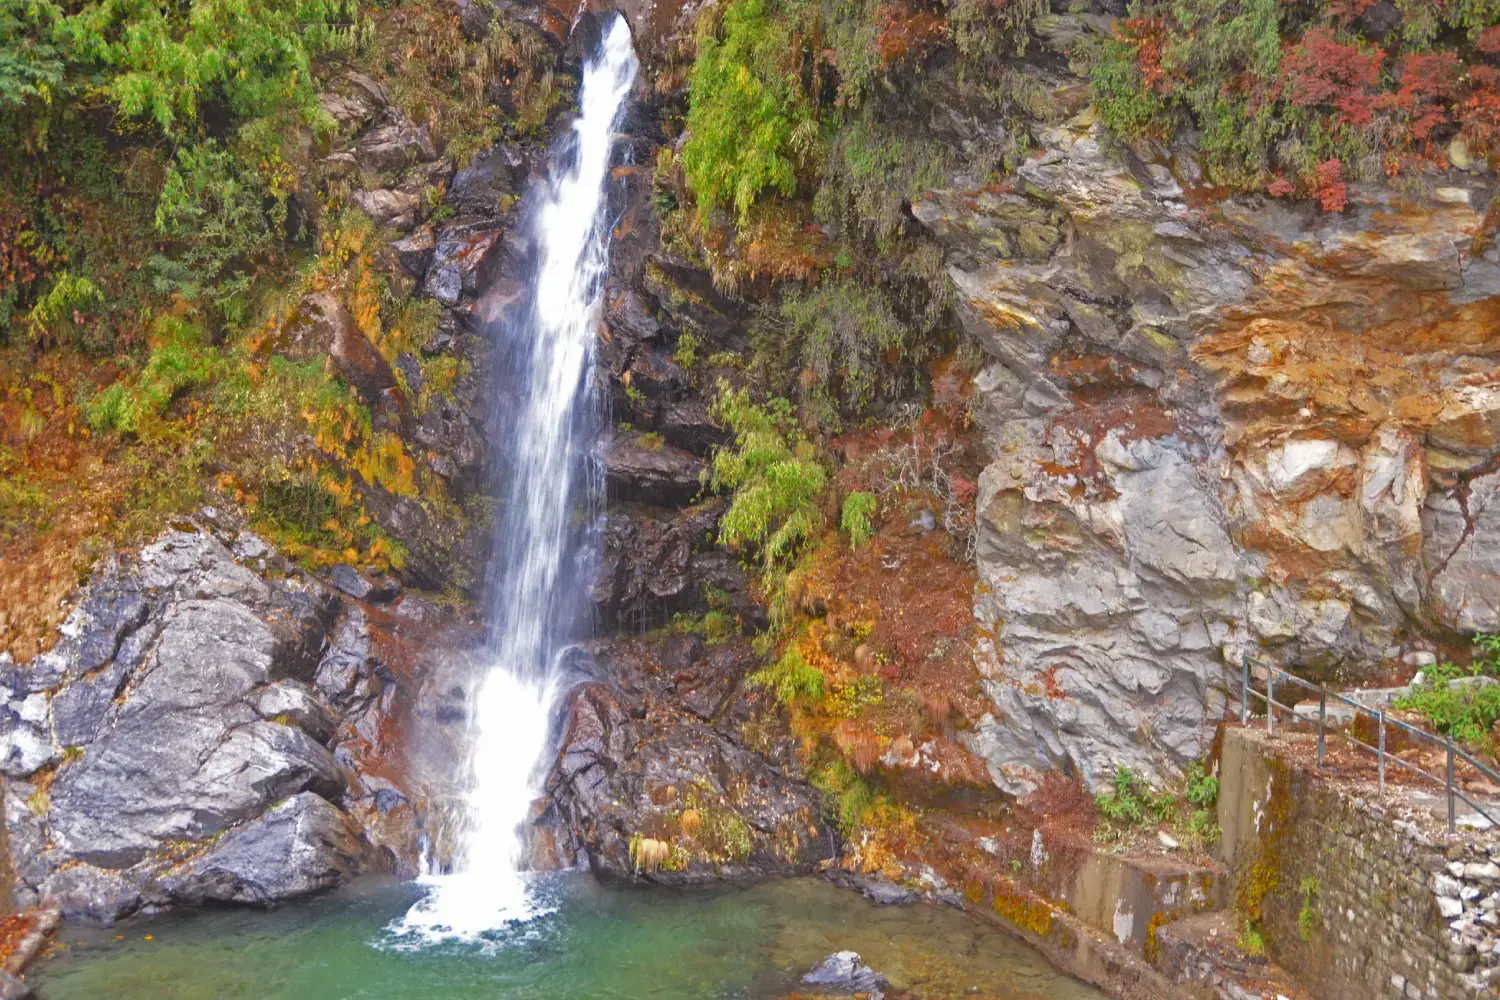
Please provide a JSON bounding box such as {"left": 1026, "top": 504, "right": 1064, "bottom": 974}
{"left": 1377, "top": 710, "right": 1386, "bottom": 800}
{"left": 1317, "top": 688, "right": 1327, "bottom": 768}
{"left": 1448, "top": 740, "right": 1457, "bottom": 834}
{"left": 1267, "top": 669, "right": 1275, "bottom": 736}
{"left": 1241, "top": 658, "right": 1249, "bottom": 726}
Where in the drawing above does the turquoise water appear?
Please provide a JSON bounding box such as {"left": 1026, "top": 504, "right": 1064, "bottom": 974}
{"left": 31, "top": 875, "right": 1105, "bottom": 999}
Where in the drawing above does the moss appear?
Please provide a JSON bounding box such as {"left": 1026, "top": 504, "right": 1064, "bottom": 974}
{"left": 991, "top": 878, "right": 1057, "bottom": 939}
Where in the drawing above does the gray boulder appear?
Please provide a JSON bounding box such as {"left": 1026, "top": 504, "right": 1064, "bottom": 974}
{"left": 158, "top": 793, "right": 365, "bottom": 906}
{"left": 39, "top": 865, "right": 143, "bottom": 926}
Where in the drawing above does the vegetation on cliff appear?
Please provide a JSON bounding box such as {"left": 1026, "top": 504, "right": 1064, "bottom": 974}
{"left": 1092, "top": 0, "right": 1500, "bottom": 201}
{"left": 0, "top": 0, "right": 560, "bottom": 657}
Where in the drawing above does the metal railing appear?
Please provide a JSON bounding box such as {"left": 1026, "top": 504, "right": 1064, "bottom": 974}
{"left": 1234, "top": 656, "right": 1500, "bottom": 834}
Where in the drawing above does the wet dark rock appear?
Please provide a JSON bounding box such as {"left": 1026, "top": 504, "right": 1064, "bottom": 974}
{"left": 802, "top": 951, "right": 891, "bottom": 994}
{"left": 591, "top": 500, "right": 760, "bottom": 633}
{"left": 255, "top": 681, "right": 339, "bottom": 744}
{"left": 537, "top": 635, "right": 834, "bottom": 886}
{"left": 156, "top": 793, "right": 365, "bottom": 906}
{"left": 330, "top": 564, "right": 397, "bottom": 604}
{"left": 603, "top": 431, "right": 704, "bottom": 507}
{"left": 413, "top": 396, "right": 488, "bottom": 498}
{"left": 424, "top": 224, "right": 506, "bottom": 306}
{"left": 318, "top": 72, "right": 388, "bottom": 129}
{"left": 351, "top": 188, "right": 423, "bottom": 231}
{"left": 825, "top": 868, "right": 919, "bottom": 906}
{"left": 390, "top": 226, "right": 437, "bottom": 280}
{"left": 445, "top": 143, "right": 522, "bottom": 220}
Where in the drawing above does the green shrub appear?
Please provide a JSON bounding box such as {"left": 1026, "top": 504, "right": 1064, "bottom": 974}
{"left": 151, "top": 140, "right": 284, "bottom": 327}
{"left": 709, "top": 384, "right": 828, "bottom": 582}
{"left": 54, "top": 0, "right": 356, "bottom": 137}
{"left": 1184, "top": 761, "right": 1219, "bottom": 808}
{"left": 841, "top": 490, "right": 878, "bottom": 548}
{"left": 760, "top": 279, "right": 913, "bottom": 415}
{"left": 1392, "top": 635, "right": 1500, "bottom": 748}
{"left": 682, "top": 0, "right": 818, "bottom": 223}
{"left": 1095, "top": 766, "right": 1177, "bottom": 830}
{"left": 813, "top": 758, "right": 874, "bottom": 836}
{"left": 25, "top": 271, "right": 103, "bottom": 348}
{"left": 748, "top": 644, "right": 826, "bottom": 702}
{"left": 86, "top": 315, "right": 222, "bottom": 434}
{"left": 1298, "top": 876, "right": 1320, "bottom": 942}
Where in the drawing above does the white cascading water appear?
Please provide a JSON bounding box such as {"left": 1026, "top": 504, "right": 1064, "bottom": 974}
{"left": 392, "top": 16, "right": 638, "bottom": 944}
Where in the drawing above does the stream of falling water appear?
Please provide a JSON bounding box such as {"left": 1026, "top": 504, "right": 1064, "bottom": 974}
{"left": 390, "top": 15, "right": 638, "bottom": 945}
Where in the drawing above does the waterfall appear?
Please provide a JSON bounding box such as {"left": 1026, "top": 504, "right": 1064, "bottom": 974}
{"left": 392, "top": 15, "right": 638, "bottom": 944}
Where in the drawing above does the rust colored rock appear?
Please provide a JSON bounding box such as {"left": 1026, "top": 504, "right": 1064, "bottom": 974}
{"left": 276, "top": 292, "right": 399, "bottom": 406}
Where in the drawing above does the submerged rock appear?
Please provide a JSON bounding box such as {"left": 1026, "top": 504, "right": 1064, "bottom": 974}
{"left": 802, "top": 951, "right": 891, "bottom": 995}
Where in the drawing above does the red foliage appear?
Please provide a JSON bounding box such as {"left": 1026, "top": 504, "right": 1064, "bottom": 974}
{"left": 1313, "top": 158, "right": 1348, "bottom": 213}
{"left": 873, "top": 3, "right": 946, "bottom": 65}
{"left": 1276, "top": 27, "right": 1384, "bottom": 126}
{"left": 1326, "top": 0, "right": 1379, "bottom": 20}
{"left": 1479, "top": 25, "right": 1500, "bottom": 55}
{"left": 1266, "top": 176, "right": 1295, "bottom": 197}
{"left": 1460, "top": 65, "right": 1500, "bottom": 156}
{"left": 1383, "top": 50, "right": 1458, "bottom": 141}
{"left": 1118, "top": 16, "right": 1171, "bottom": 93}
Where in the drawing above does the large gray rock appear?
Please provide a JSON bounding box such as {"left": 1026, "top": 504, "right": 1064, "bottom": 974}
{"left": 603, "top": 431, "right": 705, "bottom": 507}
{"left": 158, "top": 793, "right": 365, "bottom": 906}
{"left": 356, "top": 115, "right": 437, "bottom": 173}
{"left": 0, "top": 530, "right": 386, "bottom": 915}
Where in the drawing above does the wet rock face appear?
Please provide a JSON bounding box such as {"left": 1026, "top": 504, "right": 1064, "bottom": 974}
{"left": 590, "top": 499, "right": 761, "bottom": 634}
{"left": 0, "top": 527, "right": 458, "bottom": 922}
{"left": 914, "top": 108, "right": 1500, "bottom": 792}
{"left": 534, "top": 636, "right": 834, "bottom": 884}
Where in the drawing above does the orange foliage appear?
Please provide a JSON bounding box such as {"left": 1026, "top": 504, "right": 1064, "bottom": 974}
{"left": 873, "top": 3, "right": 946, "bottom": 65}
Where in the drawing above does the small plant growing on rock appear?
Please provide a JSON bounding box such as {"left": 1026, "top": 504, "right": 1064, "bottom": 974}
{"left": 748, "top": 644, "right": 825, "bottom": 702}
{"left": 1298, "top": 876, "right": 1320, "bottom": 942}
{"left": 1095, "top": 766, "right": 1177, "bottom": 832}
{"left": 841, "top": 490, "right": 878, "bottom": 548}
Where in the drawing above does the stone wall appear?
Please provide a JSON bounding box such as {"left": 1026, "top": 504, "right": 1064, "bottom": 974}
{"left": 1220, "top": 727, "right": 1500, "bottom": 999}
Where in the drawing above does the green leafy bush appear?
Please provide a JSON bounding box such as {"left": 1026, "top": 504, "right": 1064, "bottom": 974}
{"left": 748, "top": 643, "right": 826, "bottom": 702}
{"left": 682, "top": 0, "right": 819, "bottom": 223}
{"left": 1089, "top": 1, "right": 1500, "bottom": 198}
{"left": 709, "top": 384, "right": 828, "bottom": 583}
{"left": 25, "top": 271, "right": 102, "bottom": 348}
{"left": 757, "top": 279, "right": 914, "bottom": 417}
{"left": 1095, "top": 766, "right": 1178, "bottom": 830}
{"left": 813, "top": 758, "right": 875, "bottom": 836}
{"left": 1392, "top": 635, "right": 1500, "bottom": 748}
{"left": 151, "top": 140, "right": 286, "bottom": 326}
{"left": 1184, "top": 760, "right": 1219, "bottom": 808}
{"left": 841, "top": 490, "right": 878, "bottom": 548}
{"left": 86, "top": 315, "right": 222, "bottom": 434}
